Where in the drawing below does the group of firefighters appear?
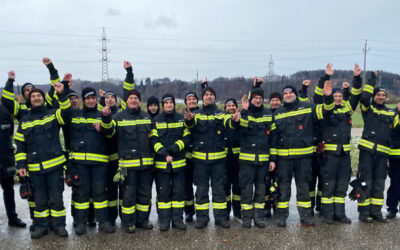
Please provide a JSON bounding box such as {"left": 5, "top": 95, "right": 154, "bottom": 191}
{"left": 0, "top": 58, "right": 399, "bottom": 239}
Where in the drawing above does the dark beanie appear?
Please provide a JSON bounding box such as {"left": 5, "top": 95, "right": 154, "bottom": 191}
{"left": 202, "top": 86, "right": 216, "bottom": 99}
{"left": 146, "top": 96, "right": 159, "bottom": 107}
{"left": 21, "top": 82, "right": 35, "bottom": 93}
{"left": 81, "top": 87, "right": 96, "bottom": 100}
{"left": 184, "top": 91, "right": 198, "bottom": 104}
{"left": 373, "top": 87, "right": 387, "bottom": 98}
{"left": 332, "top": 88, "right": 343, "bottom": 95}
{"left": 126, "top": 89, "right": 141, "bottom": 102}
{"left": 281, "top": 85, "right": 298, "bottom": 97}
{"left": 104, "top": 90, "right": 117, "bottom": 101}
{"left": 161, "top": 93, "right": 175, "bottom": 107}
{"left": 224, "top": 98, "right": 238, "bottom": 108}
{"left": 68, "top": 89, "right": 79, "bottom": 98}
{"left": 250, "top": 88, "right": 264, "bottom": 101}
{"left": 28, "top": 88, "right": 45, "bottom": 101}
{"left": 269, "top": 92, "right": 282, "bottom": 102}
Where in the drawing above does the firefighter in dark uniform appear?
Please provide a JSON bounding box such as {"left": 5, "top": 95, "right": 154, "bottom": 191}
{"left": 103, "top": 87, "right": 154, "bottom": 233}
{"left": 15, "top": 83, "right": 69, "bottom": 238}
{"left": 183, "top": 91, "right": 200, "bottom": 222}
{"left": 357, "top": 72, "right": 400, "bottom": 223}
{"left": 387, "top": 117, "right": 400, "bottom": 219}
{"left": 237, "top": 86, "right": 274, "bottom": 228}
{"left": 150, "top": 93, "right": 191, "bottom": 231}
{"left": 147, "top": 96, "right": 160, "bottom": 118}
{"left": 59, "top": 85, "right": 115, "bottom": 235}
{"left": 270, "top": 84, "right": 328, "bottom": 227}
{"left": 184, "top": 82, "right": 240, "bottom": 229}
{"left": 317, "top": 64, "right": 362, "bottom": 224}
{"left": 0, "top": 102, "right": 26, "bottom": 228}
{"left": 224, "top": 97, "right": 241, "bottom": 221}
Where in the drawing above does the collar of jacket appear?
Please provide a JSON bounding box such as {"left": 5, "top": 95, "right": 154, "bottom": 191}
{"left": 202, "top": 103, "right": 217, "bottom": 114}
{"left": 248, "top": 103, "right": 264, "bottom": 113}
{"left": 148, "top": 108, "right": 159, "bottom": 118}
{"left": 162, "top": 110, "right": 176, "bottom": 118}
{"left": 189, "top": 106, "right": 200, "bottom": 112}
{"left": 128, "top": 107, "right": 141, "bottom": 115}
{"left": 30, "top": 105, "right": 46, "bottom": 114}
{"left": 83, "top": 105, "right": 97, "bottom": 113}
{"left": 372, "top": 101, "right": 386, "bottom": 110}
{"left": 110, "top": 105, "right": 118, "bottom": 114}
{"left": 283, "top": 98, "right": 299, "bottom": 109}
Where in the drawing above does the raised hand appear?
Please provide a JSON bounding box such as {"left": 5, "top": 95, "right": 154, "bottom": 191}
{"left": 354, "top": 64, "right": 361, "bottom": 76}
{"left": 325, "top": 63, "right": 334, "bottom": 76}
{"left": 99, "top": 89, "right": 106, "bottom": 97}
{"left": 102, "top": 105, "right": 111, "bottom": 117}
{"left": 8, "top": 70, "right": 15, "bottom": 80}
{"left": 302, "top": 80, "right": 311, "bottom": 86}
{"left": 323, "top": 80, "right": 332, "bottom": 96}
{"left": 184, "top": 109, "right": 195, "bottom": 121}
{"left": 231, "top": 109, "right": 241, "bottom": 122}
{"left": 342, "top": 81, "right": 350, "bottom": 89}
{"left": 63, "top": 73, "right": 73, "bottom": 87}
{"left": 54, "top": 82, "right": 64, "bottom": 94}
{"left": 124, "top": 61, "right": 132, "bottom": 69}
{"left": 42, "top": 57, "right": 52, "bottom": 66}
{"left": 253, "top": 77, "right": 264, "bottom": 87}
{"left": 241, "top": 95, "right": 249, "bottom": 110}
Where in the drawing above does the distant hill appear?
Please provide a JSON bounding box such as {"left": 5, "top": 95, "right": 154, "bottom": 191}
{"left": 2, "top": 70, "right": 400, "bottom": 103}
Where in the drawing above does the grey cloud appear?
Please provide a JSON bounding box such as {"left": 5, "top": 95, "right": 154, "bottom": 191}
{"left": 106, "top": 8, "right": 121, "bottom": 16}
{"left": 145, "top": 14, "right": 178, "bottom": 29}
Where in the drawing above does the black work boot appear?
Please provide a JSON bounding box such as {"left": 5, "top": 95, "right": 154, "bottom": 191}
{"left": 172, "top": 220, "right": 187, "bottom": 230}
{"left": 386, "top": 211, "right": 397, "bottom": 219}
{"left": 215, "top": 220, "right": 230, "bottom": 229}
{"left": 160, "top": 222, "right": 170, "bottom": 231}
{"left": 137, "top": 220, "right": 153, "bottom": 230}
{"left": 125, "top": 225, "right": 136, "bottom": 234}
{"left": 31, "top": 227, "right": 48, "bottom": 239}
{"left": 54, "top": 226, "right": 68, "bottom": 237}
{"left": 276, "top": 217, "right": 287, "bottom": 227}
{"left": 195, "top": 217, "right": 208, "bottom": 229}
{"left": 372, "top": 214, "right": 387, "bottom": 223}
{"left": 359, "top": 214, "right": 373, "bottom": 223}
{"left": 99, "top": 221, "right": 115, "bottom": 233}
{"left": 254, "top": 209, "right": 265, "bottom": 228}
{"left": 301, "top": 216, "right": 315, "bottom": 227}
{"left": 8, "top": 217, "right": 26, "bottom": 228}
{"left": 75, "top": 223, "right": 86, "bottom": 235}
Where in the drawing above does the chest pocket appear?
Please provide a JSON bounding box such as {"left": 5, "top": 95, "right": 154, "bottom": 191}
{"left": 120, "top": 125, "right": 137, "bottom": 141}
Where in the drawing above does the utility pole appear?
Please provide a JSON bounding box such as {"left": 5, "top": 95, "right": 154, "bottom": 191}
{"left": 363, "top": 40, "right": 370, "bottom": 84}
{"left": 101, "top": 27, "right": 109, "bottom": 89}
{"left": 267, "top": 54, "right": 275, "bottom": 98}
{"left": 196, "top": 69, "right": 199, "bottom": 95}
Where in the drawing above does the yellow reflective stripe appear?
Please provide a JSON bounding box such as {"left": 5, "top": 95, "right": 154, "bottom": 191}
{"left": 363, "top": 84, "right": 374, "bottom": 94}
{"left": 314, "top": 86, "right": 323, "bottom": 96}
{"left": 309, "top": 191, "right": 316, "bottom": 197}
{"left": 226, "top": 195, "right": 232, "bottom": 201}
{"left": 195, "top": 203, "right": 209, "bottom": 210}
{"left": 241, "top": 204, "right": 254, "bottom": 210}
{"left": 51, "top": 209, "right": 66, "bottom": 217}
{"left": 195, "top": 113, "right": 225, "bottom": 121}
{"left": 185, "top": 199, "right": 194, "bottom": 206}
{"left": 359, "top": 139, "right": 374, "bottom": 150}
{"left": 371, "top": 198, "right": 384, "bottom": 205}
{"left": 390, "top": 148, "right": 400, "bottom": 156}
{"left": 123, "top": 81, "right": 134, "bottom": 90}
{"left": 51, "top": 78, "right": 60, "bottom": 84}
{"left": 186, "top": 152, "right": 192, "bottom": 159}
{"left": 101, "top": 120, "right": 113, "bottom": 129}
{"left": 358, "top": 198, "right": 371, "bottom": 206}
{"left": 183, "top": 128, "right": 190, "bottom": 137}
{"left": 175, "top": 139, "right": 185, "bottom": 151}
{"left": 239, "top": 153, "right": 255, "bottom": 161}
{"left": 213, "top": 202, "right": 227, "bottom": 209}
{"left": 254, "top": 202, "right": 265, "bottom": 209}
{"left": 122, "top": 205, "right": 136, "bottom": 214}
{"left": 157, "top": 201, "right": 172, "bottom": 209}
{"left": 71, "top": 117, "right": 101, "bottom": 124}
{"left": 270, "top": 148, "right": 277, "bottom": 156}
{"left": 344, "top": 101, "right": 354, "bottom": 114}
{"left": 150, "top": 129, "right": 158, "bottom": 137}
{"left": 154, "top": 142, "right": 164, "bottom": 153}
{"left": 192, "top": 151, "right": 226, "bottom": 160}
{"left": 55, "top": 109, "right": 65, "bottom": 125}
{"left": 324, "top": 144, "right": 338, "bottom": 151}
{"left": 277, "top": 201, "right": 289, "bottom": 209}
{"left": 316, "top": 104, "right": 324, "bottom": 120}
{"left": 370, "top": 106, "right": 395, "bottom": 116}
{"left": 172, "top": 159, "right": 186, "bottom": 168}
{"left": 247, "top": 115, "right": 273, "bottom": 123}
{"left": 377, "top": 144, "right": 391, "bottom": 154}
{"left": 28, "top": 201, "right": 36, "bottom": 208}
{"left": 240, "top": 118, "right": 248, "bottom": 127}
{"left": 271, "top": 122, "right": 276, "bottom": 131}
{"left": 265, "top": 195, "right": 270, "bottom": 201}
{"left": 94, "top": 200, "right": 108, "bottom": 209}
{"left": 299, "top": 97, "right": 308, "bottom": 102}
{"left": 14, "top": 132, "right": 25, "bottom": 142}
{"left": 155, "top": 161, "right": 167, "bottom": 169}
{"left": 97, "top": 104, "right": 104, "bottom": 112}
{"left": 321, "top": 197, "right": 334, "bottom": 204}
{"left": 277, "top": 147, "right": 314, "bottom": 156}
{"left": 156, "top": 123, "right": 167, "bottom": 129}
{"left": 27, "top": 155, "right": 66, "bottom": 171}
{"left": 318, "top": 190, "right": 322, "bottom": 196}
{"left": 333, "top": 197, "right": 345, "bottom": 203}
{"left": 351, "top": 87, "right": 362, "bottom": 95}
{"left": 21, "top": 114, "right": 56, "bottom": 129}
{"left": 323, "top": 102, "right": 334, "bottom": 111}
{"left": 109, "top": 153, "right": 119, "bottom": 161}
{"left": 2, "top": 89, "right": 15, "bottom": 100}
{"left": 58, "top": 99, "right": 71, "bottom": 110}
{"left": 172, "top": 201, "right": 185, "bottom": 208}
{"left": 117, "top": 119, "right": 151, "bottom": 126}
{"left": 136, "top": 203, "right": 150, "bottom": 212}
{"left": 108, "top": 200, "right": 118, "bottom": 207}
{"left": 167, "top": 122, "right": 184, "bottom": 128}
{"left": 15, "top": 153, "right": 27, "bottom": 161}
{"left": 34, "top": 209, "right": 50, "bottom": 218}
{"left": 297, "top": 201, "right": 312, "bottom": 208}
{"left": 232, "top": 147, "right": 240, "bottom": 154}
{"left": 394, "top": 114, "right": 399, "bottom": 128}
{"left": 70, "top": 152, "right": 109, "bottom": 163}
{"left": 274, "top": 108, "right": 312, "bottom": 120}
{"left": 343, "top": 144, "right": 351, "bottom": 151}
{"left": 360, "top": 103, "right": 369, "bottom": 112}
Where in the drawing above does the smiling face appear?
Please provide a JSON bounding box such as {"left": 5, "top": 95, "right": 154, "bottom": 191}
{"left": 283, "top": 90, "right": 296, "bottom": 103}
{"left": 333, "top": 92, "right": 343, "bottom": 106}
{"left": 69, "top": 95, "right": 79, "bottom": 108}
{"left": 251, "top": 95, "right": 263, "bottom": 108}
{"left": 374, "top": 91, "right": 386, "bottom": 105}
{"left": 84, "top": 95, "right": 97, "bottom": 109}
{"left": 163, "top": 100, "right": 174, "bottom": 113}
{"left": 225, "top": 102, "right": 237, "bottom": 114}
{"left": 30, "top": 92, "right": 44, "bottom": 108}
{"left": 203, "top": 91, "right": 215, "bottom": 106}
{"left": 105, "top": 95, "right": 116, "bottom": 107}
{"left": 127, "top": 94, "right": 140, "bottom": 109}
{"left": 269, "top": 97, "right": 281, "bottom": 109}
{"left": 23, "top": 86, "right": 33, "bottom": 100}
{"left": 186, "top": 96, "right": 198, "bottom": 109}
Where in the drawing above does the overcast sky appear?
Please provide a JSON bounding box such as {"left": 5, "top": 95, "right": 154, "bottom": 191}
{"left": 1, "top": 0, "right": 399, "bottom": 86}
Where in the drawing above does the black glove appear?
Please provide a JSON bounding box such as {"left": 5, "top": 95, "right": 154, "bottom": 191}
{"left": 349, "top": 178, "right": 368, "bottom": 202}
{"left": 19, "top": 176, "right": 33, "bottom": 200}
{"left": 268, "top": 181, "right": 279, "bottom": 205}
{"left": 65, "top": 163, "right": 80, "bottom": 187}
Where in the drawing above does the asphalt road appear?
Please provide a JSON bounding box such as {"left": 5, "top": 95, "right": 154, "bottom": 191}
{"left": 0, "top": 178, "right": 399, "bottom": 250}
